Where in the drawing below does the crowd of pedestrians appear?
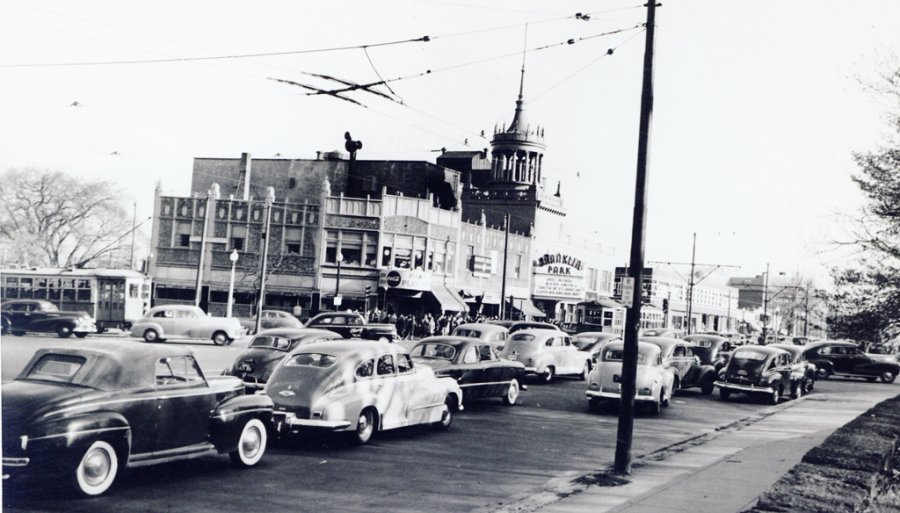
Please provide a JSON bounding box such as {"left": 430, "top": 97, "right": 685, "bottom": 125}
{"left": 364, "top": 309, "right": 490, "bottom": 339}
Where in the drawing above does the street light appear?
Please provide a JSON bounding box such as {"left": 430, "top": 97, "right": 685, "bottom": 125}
{"left": 226, "top": 249, "right": 239, "bottom": 317}
{"left": 254, "top": 187, "right": 276, "bottom": 334}
{"left": 334, "top": 251, "right": 344, "bottom": 309}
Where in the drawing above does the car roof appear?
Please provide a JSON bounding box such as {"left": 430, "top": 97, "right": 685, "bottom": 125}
{"left": 292, "top": 339, "right": 401, "bottom": 358}
{"left": 19, "top": 341, "right": 194, "bottom": 390}
{"left": 510, "top": 328, "right": 563, "bottom": 338}
{"left": 255, "top": 327, "right": 340, "bottom": 338}
{"left": 148, "top": 304, "right": 199, "bottom": 312}
{"left": 455, "top": 323, "right": 506, "bottom": 332}
{"left": 804, "top": 340, "right": 856, "bottom": 350}
{"left": 769, "top": 343, "right": 803, "bottom": 355}
{"left": 413, "top": 336, "right": 482, "bottom": 348}
{"left": 602, "top": 340, "right": 661, "bottom": 355}
{"left": 640, "top": 336, "right": 684, "bottom": 352}
{"left": 573, "top": 332, "right": 620, "bottom": 339}
{"left": 732, "top": 345, "right": 789, "bottom": 356}
{"left": 511, "top": 322, "right": 557, "bottom": 329}
{"left": 684, "top": 334, "right": 728, "bottom": 343}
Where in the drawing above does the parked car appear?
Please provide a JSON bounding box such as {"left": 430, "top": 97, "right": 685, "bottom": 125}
{"left": 451, "top": 322, "right": 510, "bottom": 351}
{"left": 499, "top": 329, "right": 592, "bottom": 382}
{"left": 585, "top": 340, "right": 675, "bottom": 414}
{"left": 1, "top": 299, "right": 97, "bottom": 338}
{"left": 266, "top": 340, "right": 463, "bottom": 445}
{"left": 130, "top": 305, "right": 243, "bottom": 345}
{"left": 225, "top": 328, "right": 344, "bottom": 390}
{"left": 644, "top": 337, "right": 717, "bottom": 395}
{"left": 802, "top": 341, "right": 899, "bottom": 383}
{"left": 1, "top": 341, "right": 273, "bottom": 497}
{"left": 238, "top": 310, "right": 303, "bottom": 335}
{"left": 715, "top": 345, "right": 798, "bottom": 403}
{"left": 508, "top": 321, "right": 560, "bottom": 334}
{"left": 684, "top": 334, "right": 735, "bottom": 371}
{"left": 572, "top": 332, "right": 622, "bottom": 363}
{"left": 305, "top": 312, "right": 398, "bottom": 342}
{"left": 410, "top": 336, "right": 527, "bottom": 406}
{"left": 769, "top": 343, "right": 817, "bottom": 395}
{"left": 641, "top": 328, "right": 685, "bottom": 339}
{"left": 484, "top": 320, "right": 514, "bottom": 329}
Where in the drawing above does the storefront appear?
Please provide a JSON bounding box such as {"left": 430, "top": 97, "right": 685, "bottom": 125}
{"left": 378, "top": 268, "right": 467, "bottom": 316}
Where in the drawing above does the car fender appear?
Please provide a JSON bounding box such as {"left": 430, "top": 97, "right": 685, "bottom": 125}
{"left": 436, "top": 376, "right": 463, "bottom": 411}
{"left": 812, "top": 358, "right": 834, "bottom": 374}
{"left": 698, "top": 365, "right": 717, "bottom": 384}
{"left": 210, "top": 393, "right": 274, "bottom": 453}
{"left": 27, "top": 412, "right": 132, "bottom": 465}
{"left": 854, "top": 362, "right": 900, "bottom": 376}
{"left": 28, "top": 316, "right": 77, "bottom": 332}
{"left": 131, "top": 321, "right": 164, "bottom": 338}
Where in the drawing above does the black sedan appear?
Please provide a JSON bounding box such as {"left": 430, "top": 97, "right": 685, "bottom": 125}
{"left": 685, "top": 334, "right": 734, "bottom": 371}
{"left": 802, "top": 341, "right": 899, "bottom": 383}
{"left": 769, "top": 343, "right": 817, "bottom": 395}
{"left": 410, "top": 336, "right": 527, "bottom": 405}
{"left": 226, "top": 328, "right": 344, "bottom": 389}
{"left": 715, "top": 345, "right": 796, "bottom": 404}
{"left": 2, "top": 341, "right": 273, "bottom": 497}
{"left": 305, "top": 312, "right": 398, "bottom": 342}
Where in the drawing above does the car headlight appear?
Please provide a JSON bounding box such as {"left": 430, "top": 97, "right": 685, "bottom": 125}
{"left": 588, "top": 382, "right": 600, "bottom": 391}
{"left": 638, "top": 387, "right": 652, "bottom": 396}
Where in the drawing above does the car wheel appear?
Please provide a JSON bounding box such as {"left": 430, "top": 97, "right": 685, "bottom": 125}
{"left": 143, "top": 329, "right": 160, "bottom": 343}
{"left": 57, "top": 324, "right": 73, "bottom": 338}
{"left": 580, "top": 362, "right": 591, "bottom": 381}
{"left": 212, "top": 331, "right": 230, "bottom": 346}
{"left": 75, "top": 333, "right": 89, "bottom": 339}
{"left": 790, "top": 381, "right": 803, "bottom": 400}
{"left": 72, "top": 440, "right": 119, "bottom": 497}
{"left": 229, "top": 418, "right": 267, "bottom": 468}
{"left": 503, "top": 379, "right": 520, "bottom": 406}
{"left": 805, "top": 376, "right": 815, "bottom": 393}
{"left": 768, "top": 385, "right": 782, "bottom": 405}
{"left": 719, "top": 388, "right": 731, "bottom": 401}
{"left": 542, "top": 366, "right": 555, "bottom": 383}
{"left": 649, "top": 394, "right": 662, "bottom": 415}
{"left": 700, "top": 376, "right": 715, "bottom": 395}
{"left": 880, "top": 371, "right": 896, "bottom": 384}
{"left": 352, "top": 408, "right": 377, "bottom": 445}
{"left": 661, "top": 388, "right": 670, "bottom": 407}
{"left": 816, "top": 367, "right": 831, "bottom": 380}
{"left": 432, "top": 398, "right": 453, "bottom": 431}
{"left": 11, "top": 330, "right": 25, "bottom": 336}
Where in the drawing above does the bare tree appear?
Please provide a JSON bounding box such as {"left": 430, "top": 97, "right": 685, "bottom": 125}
{"left": 0, "top": 168, "right": 132, "bottom": 268}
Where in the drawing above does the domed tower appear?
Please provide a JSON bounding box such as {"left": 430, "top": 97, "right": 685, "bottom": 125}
{"left": 489, "top": 64, "right": 546, "bottom": 189}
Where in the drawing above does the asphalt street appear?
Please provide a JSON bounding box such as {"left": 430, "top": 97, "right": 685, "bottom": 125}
{"left": 2, "top": 334, "right": 895, "bottom": 513}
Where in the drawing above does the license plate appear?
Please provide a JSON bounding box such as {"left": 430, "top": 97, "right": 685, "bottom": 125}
{"left": 239, "top": 364, "right": 253, "bottom": 372}
{"left": 613, "top": 374, "right": 621, "bottom": 383}
{"left": 508, "top": 354, "right": 517, "bottom": 361}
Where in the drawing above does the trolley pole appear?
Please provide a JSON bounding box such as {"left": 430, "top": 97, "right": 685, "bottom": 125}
{"left": 614, "top": 0, "right": 658, "bottom": 475}
{"left": 255, "top": 187, "right": 275, "bottom": 334}
{"left": 500, "top": 213, "right": 510, "bottom": 320}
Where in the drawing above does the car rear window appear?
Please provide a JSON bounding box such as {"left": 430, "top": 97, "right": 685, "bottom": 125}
{"left": 453, "top": 328, "right": 482, "bottom": 338}
{"left": 410, "top": 343, "right": 457, "bottom": 360}
{"left": 285, "top": 353, "right": 337, "bottom": 368}
{"left": 692, "top": 339, "right": 713, "bottom": 347}
{"left": 27, "top": 354, "right": 86, "bottom": 383}
{"left": 250, "top": 335, "right": 292, "bottom": 350}
{"left": 510, "top": 334, "right": 535, "bottom": 342}
{"left": 732, "top": 349, "right": 767, "bottom": 361}
{"left": 603, "top": 349, "right": 647, "bottom": 364}
{"left": 573, "top": 336, "right": 600, "bottom": 350}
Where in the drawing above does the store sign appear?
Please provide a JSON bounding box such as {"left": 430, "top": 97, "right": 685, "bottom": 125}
{"left": 621, "top": 277, "right": 635, "bottom": 306}
{"left": 532, "top": 252, "right": 585, "bottom": 300}
{"left": 472, "top": 255, "right": 492, "bottom": 277}
{"left": 379, "top": 268, "right": 431, "bottom": 291}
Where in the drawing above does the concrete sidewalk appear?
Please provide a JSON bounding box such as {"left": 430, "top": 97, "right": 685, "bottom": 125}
{"left": 525, "top": 389, "right": 897, "bottom": 513}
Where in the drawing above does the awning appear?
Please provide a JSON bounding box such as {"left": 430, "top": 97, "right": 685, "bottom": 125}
{"left": 580, "top": 298, "right": 624, "bottom": 309}
{"left": 511, "top": 299, "right": 546, "bottom": 318}
{"left": 428, "top": 285, "right": 467, "bottom": 312}
{"left": 481, "top": 292, "right": 501, "bottom": 305}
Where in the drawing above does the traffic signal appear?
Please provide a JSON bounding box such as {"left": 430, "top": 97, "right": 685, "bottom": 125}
{"left": 662, "top": 298, "right": 669, "bottom": 313}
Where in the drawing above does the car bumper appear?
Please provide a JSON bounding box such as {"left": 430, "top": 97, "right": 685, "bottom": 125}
{"left": 714, "top": 381, "right": 774, "bottom": 394}
{"left": 273, "top": 412, "right": 351, "bottom": 432}
{"left": 585, "top": 390, "right": 657, "bottom": 402}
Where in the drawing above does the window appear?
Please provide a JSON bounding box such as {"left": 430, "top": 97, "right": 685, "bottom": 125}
{"left": 19, "top": 278, "right": 33, "bottom": 299}
{"left": 153, "top": 309, "right": 172, "bottom": 318}
{"left": 27, "top": 354, "right": 86, "bottom": 383}
{"left": 674, "top": 346, "right": 686, "bottom": 357}
{"left": 396, "top": 354, "right": 413, "bottom": 373}
{"left": 285, "top": 353, "right": 338, "bottom": 368}
{"left": 356, "top": 359, "right": 374, "bottom": 378}
{"left": 250, "top": 336, "right": 292, "bottom": 350}
{"left": 514, "top": 254, "right": 522, "bottom": 279}
{"left": 177, "top": 222, "right": 192, "bottom": 247}
{"left": 155, "top": 356, "right": 204, "bottom": 386}
{"left": 285, "top": 227, "right": 302, "bottom": 254}
{"left": 461, "top": 346, "right": 479, "bottom": 364}
{"left": 466, "top": 245, "right": 475, "bottom": 271}
{"left": 4, "top": 277, "right": 18, "bottom": 299}
{"left": 231, "top": 225, "right": 246, "bottom": 251}
{"left": 376, "top": 354, "right": 394, "bottom": 376}
{"left": 394, "top": 235, "right": 412, "bottom": 268}
{"left": 129, "top": 284, "right": 139, "bottom": 299}
{"left": 478, "top": 345, "right": 496, "bottom": 362}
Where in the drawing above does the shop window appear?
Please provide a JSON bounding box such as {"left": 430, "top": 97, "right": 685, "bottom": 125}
{"left": 177, "top": 222, "right": 192, "bottom": 247}
{"left": 381, "top": 246, "right": 393, "bottom": 267}
{"left": 413, "top": 249, "right": 424, "bottom": 269}
{"left": 364, "top": 233, "right": 378, "bottom": 267}
{"left": 394, "top": 248, "right": 411, "bottom": 269}
{"left": 231, "top": 225, "right": 246, "bottom": 251}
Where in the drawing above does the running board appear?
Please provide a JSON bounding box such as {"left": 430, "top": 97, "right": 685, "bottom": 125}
{"left": 128, "top": 443, "right": 218, "bottom": 468}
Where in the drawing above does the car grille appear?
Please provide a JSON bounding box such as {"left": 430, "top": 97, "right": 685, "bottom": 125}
{"left": 275, "top": 406, "right": 310, "bottom": 420}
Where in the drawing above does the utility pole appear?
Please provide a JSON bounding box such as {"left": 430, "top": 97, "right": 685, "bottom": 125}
{"left": 804, "top": 289, "right": 810, "bottom": 337}
{"left": 255, "top": 187, "right": 275, "bottom": 334}
{"left": 762, "top": 262, "right": 770, "bottom": 344}
{"left": 500, "top": 213, "right": 510, "bottom": 321}
{"left": 686, "top": 232, "right": 697, "bottom": 334}
{"left": 130, "top": 202, "right": 137, "bottom": 271}
{"left": 194, "top": 184, "right": 219, "bottom": 308}
{"left": 614, "top": 0, "right": 657, "bottom": 476}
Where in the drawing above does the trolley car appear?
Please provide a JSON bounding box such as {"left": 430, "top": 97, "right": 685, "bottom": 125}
{"left": 1, "top": 268, "right": 151, "bottom": 331}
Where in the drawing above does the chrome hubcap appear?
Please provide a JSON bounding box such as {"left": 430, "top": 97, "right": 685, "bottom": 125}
{"left": 358, "top": 413, "right": 372, "bottom": 438}
{"left": 242, "top": 427, "right": 261, "bottom": 457}
{"left": 83, "top": 449, "right": 111, "bottom": 486}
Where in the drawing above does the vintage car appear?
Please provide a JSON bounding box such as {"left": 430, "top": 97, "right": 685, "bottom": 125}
{"left": 508, "top": 321, "right": 560, "bottom": 334}
{"left": 641, "top": 328, "right": 686, "bottom": 339}
{"left": 572, "top": 332, "right": 623, "bottom": 363}
{"left": 410, "top": 336, "right": 527, "bottom": 405}
{"left": 684, "top": 334, "right": 735, "bottom": 371}
{"left": 715, "top": 345, "right": 797, "bottom": 403}
{"left": 266, "top": 340, "right": 463, "bottom": 445}
{"left": 238, "top": 309, "right": 303, "bottom": 335}
{"left": 225, "top": 328, "right": 344, "bottom": 390}
{"left": 499, "top": 329, "right": 593, "bottom": 382}
{"left": 305, "top": 312, "right": 398, "bottom": 342}
{"left": 770, "top": 343, "right": 817, "bottom": 395}
{"left": 451, "top": 322, "right": 510, "bottom": 351}
{"left": 1, "top": 299, "right": 97, "bottom": 338}
{"left": 130, "top": 305, "right": 243, "bottom": 345}
{"left": 802, "top": 341, "right": 899, "bottom": 383}
{"left": 1, "top": 341, "right": 273, "bottom": 497}
{"left": 585, "top": 340, "right": 675, "bottom": 414}
{"left": 644, "top": 337, "right": 717, "bottom": 395}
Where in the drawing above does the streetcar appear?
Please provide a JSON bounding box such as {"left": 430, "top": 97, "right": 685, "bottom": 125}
{"left": 1, "top": 267, "right": 151, "bottom": 331}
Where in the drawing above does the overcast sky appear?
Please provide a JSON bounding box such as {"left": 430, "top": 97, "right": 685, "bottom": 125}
{"left": 2, "top": 1, "right": 898, "bottom": 286}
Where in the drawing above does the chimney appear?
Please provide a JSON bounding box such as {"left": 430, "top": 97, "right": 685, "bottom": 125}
{"left": 238, "top": 152, "right": 252, "bottom": 201}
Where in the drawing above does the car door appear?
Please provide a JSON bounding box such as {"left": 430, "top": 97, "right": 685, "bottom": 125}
{"left": 373, "top": 353, "right": 403, "bottom": 429}
{"left": 681, "top": 345, "right": 701, "bottom": 386}
{"left": 6, "top": 302, "right": 30, "bottom": 330}
{"left": 845, "top": 347, "right": 872, "bottom": 374}
{"left": 477, "top": 344, "right": 510, "bottom": 397}
{"left": 153, "top": 356, "right": 213, "bottom": 451}
{"left": 456, "top": 344, "right": 486, "bottom": 401}
{"left": 671, "top": 344, "right": 690, "bottom": 383}
{"left": 152, "top": 308, "right": 176, "bottom": 335}
{"left": 395, "top": 353, "right": 430, "bottom": 425}
{"left": 560, "top": 336, "right": 580, "bottom": 373}
{"left": 827, "top": 346, "right": 852, "bottom": 373}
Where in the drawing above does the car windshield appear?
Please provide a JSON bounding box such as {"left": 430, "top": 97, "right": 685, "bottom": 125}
{"left": 603, "top": 349, "right": 647, "bottom": 364}
{"left": 572, "top": 336, "right": 600, "bottom": 350}
{"left": 453, "top": 328, "right": 482, "bottom": 338}
{"left": 285, "top": 353, "right": 337, "bottom": 368}
{"left": 25, "top": 354, "right": 86, "bottom": 383}
{"left": 692, "top": 339, "right": 713, "bottom": 347}
{"left": 410, "top": 343, "right": 457, "bottom": 360}
{"left": 250, "top": 335, "right": 292, "bottom": 351}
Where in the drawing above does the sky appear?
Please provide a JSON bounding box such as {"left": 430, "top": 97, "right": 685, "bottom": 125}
{"left": 2, "top": 0, "right": 899, "bottom": 288}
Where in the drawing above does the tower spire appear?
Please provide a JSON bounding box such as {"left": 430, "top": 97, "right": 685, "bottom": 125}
{"left": 509, "top": 24, "right": 528, "bottom": 133}
{"left": 518, "top": 23, "right": 527, "bottom": 102}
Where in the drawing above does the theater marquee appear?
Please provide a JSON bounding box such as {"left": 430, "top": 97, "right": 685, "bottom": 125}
{"left": 532, "top": 252, "right": 585, "bottom": 300}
